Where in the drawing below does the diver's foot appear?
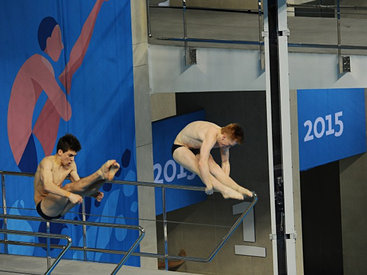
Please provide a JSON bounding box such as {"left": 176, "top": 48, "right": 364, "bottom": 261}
{"left": 238, "top": 187, "right": 253, "bottom": 198}
{"left": 222, "top": 188, "right": 244, "bottom": 200}
{"left": 98, "top": 160, "right": 120, "bottom": 181}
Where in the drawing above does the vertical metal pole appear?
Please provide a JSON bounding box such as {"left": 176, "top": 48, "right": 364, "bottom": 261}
{"left": 146, "top": 0, "right": 152, "bottom": 37}
{"left": 82, "top": 200, "right": 87, "bottom": 261}
{"left": 162, "top": 187, "right": 169, "bottom": 270}
{"left": 277, "top": 0, "right": 297, "bottom": 274}
{"left": 182, "top": 0, "right": 189, "bottom": 66}
{"left": 182, "top": 0, "right": 187, "bottom": 41}
{"left": 258, "top": 0, "right": 265, "bottom": 70}
{"left": 263, "top": 1, "right": 279, "bottom": 273}
{"left": 267, "top": 0, "right": 287, "bottom": 273}
{"left": 336, "top": 0, "right": 343, "bottom": 73}
{"left": 264, "top": 0, "right": 298, "bottom": 273}
{"left": 1, "top": 174, "right": 8, "bottom": 254}
{"left": 336, "top": 0, "right": 341, "bottom": 52}
{"left": 46, "top": 221, "right": 51, "bottom": 268}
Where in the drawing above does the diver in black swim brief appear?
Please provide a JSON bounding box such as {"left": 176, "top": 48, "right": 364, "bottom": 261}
{"left": 36, "top": 201, "right": 62, "bottom": 220}
{"left": 34, "top": 134, "right": 121, "bottom": 220}
{"left": 171, "top": 121, "right": 253, "bottom": 200}
{"left": 171, "top": 144, "right": 200, "bottom": 156}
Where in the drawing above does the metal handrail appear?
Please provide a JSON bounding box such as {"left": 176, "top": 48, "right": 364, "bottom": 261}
{"left": 0, "top": 169, "right": 205, "bottom": 191}
{"left": 104, "top": 179, "right": 258, "bottom": 265}
{"left": 287, "top": 3, "right": 367, "bottom": 10}
{"left": 0, "top": 228, "right": 72, "bottom": 275}
{"left": 0, "top": 214, "right": 145, "bottom": 275}
{"left": 157, "top": 193, "right": 258, "bottom": 263}
{"left": 1, "top": 195, "right": 257, "bottom": 263}
{"left": 1, "top": 170, "right": 258, "bottom": 269}
{"left": 0, "top": 170, "right": 34, "bottom": 177}
{"left": 147, "top": 1, "right": 367, "bottom": 52}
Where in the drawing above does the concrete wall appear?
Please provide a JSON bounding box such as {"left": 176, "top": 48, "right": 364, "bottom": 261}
{"left": 290, "top": 89, "right": 304, "bottom": 275}
{"left": 151, "top": 93, "right": 177, "bottom": 121}
{"left": 300, "top": 161, "right": 344, "bottom": 274}
{"left": 339, "top": 90, "right": 367, "bottom": 275}
{"left": 340, "top": 154, "right": 367, "bottom": 275}
{"left": 131, "top": 0, "right": 158, "bottom": 269}
{"left": 149, "top": 45, "right": 367, "bottom": 94}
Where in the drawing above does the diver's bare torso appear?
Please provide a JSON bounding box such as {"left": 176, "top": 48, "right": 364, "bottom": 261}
{"left": 174, "top": 121, "right": 221, "bottom": 149}
{"left": 34, "top": 155, "right": 76, "bottom": 205}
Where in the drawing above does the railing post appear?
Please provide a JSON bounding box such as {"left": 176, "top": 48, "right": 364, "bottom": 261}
{"left": 162, "top": 186, "right": 169, "bottom": 270}
{"left": 46, "top": 221, "right": 51, "bottom": 268}
{"left": 258, "top": 0, "right": 265, "bottom": 71}
{"left": 182, "top": 0, "right": 190, "bottom": 66}
{"left": 111, "top": 227, "right": 145, "bottom": 275}
{"left": 182, "top": 0, "right": 187, "bottom": 41}
{"left": 82, "top": 200, "right": 88, "bottom": 261}
{"left": 0, "top": 229, "right": 72, "bottom": 275}
{"left": 336, "top": 0, "right": 350, "bottom": 73}
{"left": 1, "top": 173, "right": 8, "bottom": 254}
{"left": 146, "top": 0, "right": 152, "bottom": 37}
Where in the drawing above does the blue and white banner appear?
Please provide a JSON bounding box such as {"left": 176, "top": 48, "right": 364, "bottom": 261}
{"left": 152, "top": 110, "right": 207, "bottom": 215}
{"left": 298, "top": 88, "right": 366, "bottom": 171}
{"left": 0, "top": 0, "right": 138, "bottom": 266}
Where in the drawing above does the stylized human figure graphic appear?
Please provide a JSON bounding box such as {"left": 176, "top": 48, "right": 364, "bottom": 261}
{"left": 7, "top": 0, "right": 108, "bottom": 173}
{"left": 172, "top": 121, "right": 253, "bottom": 200}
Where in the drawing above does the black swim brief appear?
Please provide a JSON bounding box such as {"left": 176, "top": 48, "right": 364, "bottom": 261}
{"left": 171, "top": 144, "right": 200, "bottom": 156}
{"left": 36, "top": 201, "right": 62, "bottom": 220}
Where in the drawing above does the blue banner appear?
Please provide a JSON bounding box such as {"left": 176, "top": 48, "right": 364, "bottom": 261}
{"left": 152, "top": 111, "right": 207, "bottom": 215}
{"left": 0, "top": 0, "right": 138, "bottom": 266}
{"left": 298, "top": 88, "right": 366, "bottom": 171}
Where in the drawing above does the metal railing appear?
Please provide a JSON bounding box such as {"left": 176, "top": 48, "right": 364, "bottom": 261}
{"left": 0, "top": 171, "right": 145, "bottom": 275}
{"left": 112, "top": 178, "right": 257, "bottom": 266}
{"left": 1, "top": 170, "right": 258, "bottom": 272}
{"left": 147, "top": 0, "right": 367, "bottom": 54}
{"left": 0, "top": 228, "right": 72, "bottom": 275}
{"left": 0, "top": 214, "right": 145, "bottom": 275}
{"left": 147, "top": 0, "right": 264, "bottom": 42}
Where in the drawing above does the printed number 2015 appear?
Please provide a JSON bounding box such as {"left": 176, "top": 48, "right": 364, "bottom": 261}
{"left": 154, "top": 160, "right": 196, "bottom": 183}
{"left": 304, "top": 111, "right": 344, "bottom": 142}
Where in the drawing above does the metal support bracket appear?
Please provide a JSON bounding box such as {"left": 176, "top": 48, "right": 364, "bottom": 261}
{"left": 269, "top": 234, "right": 277, "bottom": 241}
{"left": 339, "top": 55, "right": 351, "bottom": 73}
{"left": 269, "top": 232, "right": 297, "bottom": 241}
{"left": 185, "top": 47, "right": 197, "bottom": 66}
{"left": 278, "top": 29, "right": 290, "bottom": 37}
{"left": 285, "top": 232, "right": 297, "bottom": 240}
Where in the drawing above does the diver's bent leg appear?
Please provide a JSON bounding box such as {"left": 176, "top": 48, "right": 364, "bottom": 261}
{"left": 208, "top": 156, "right": 253, "bottom": 197}
{"left": 206, "top": 174, "right": 244, "bottom": 200}
{"left": 60, "top": 201, "right": 78, "bottom": 216}
{"left": 173, "top": 148, "right": 213, "bottom": 193}
{"left": 64, "top": 180, "right": 104, "bottom": 196}
{"left": 65, "top": 160, "right": 120, "bottom": 195}
{"left": 38, "top": 193, "right": 69, "bottom": 218}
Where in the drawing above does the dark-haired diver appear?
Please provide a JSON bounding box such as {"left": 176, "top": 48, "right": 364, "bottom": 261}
{"left": 34, "top": 134, "right": 120, "bottom": 220}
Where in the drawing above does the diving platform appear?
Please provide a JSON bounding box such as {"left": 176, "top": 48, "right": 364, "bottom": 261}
{"left": 0, "top": 254, "right": 199, "bottom": 275}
